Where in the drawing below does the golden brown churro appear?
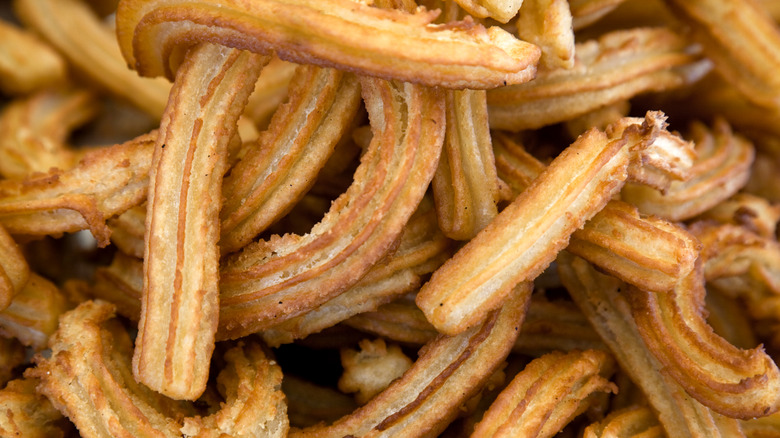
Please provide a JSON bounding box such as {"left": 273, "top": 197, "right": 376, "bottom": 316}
{"left": 134, "top": 44, "right": 268, "bottom": 400}
{"left": 117, "top": 0, "right": 540, "bottom": 88}
{"left": 418, "top": 112, "right": 693, "bottom": 334}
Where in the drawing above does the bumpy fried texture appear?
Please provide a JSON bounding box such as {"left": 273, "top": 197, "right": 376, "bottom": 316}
{"left": 472, "top": 349, "right": 617, "bottom": 438}
{"left": 558, "top": 252, "right": 745, "bottom": 437}
{"left": 29, "top": 300, "right": 289, "bottom": 438}
{"left": 0, "top": 224, "right": 28, "bottom": 311}
{"left": 0, "top": 378, "right": 70, "bottom": 438}
{"left": 14, "top": 0, "right": 171, "bottom": 118}
{"left": 432, "top": 89, "right": 499, "bottom": 241}
{"left": 626, "top": 260, "right": 780, "bottom": 419}
{"left": 568, "top": 200, "right": 700, "bottom": 293}
{"left": 0, "top": 273, "right": 69, "bottom": 350}
{"left": 134, "top": 44, "right": 268, "bottom": 400}
{"left": 663, "top": 0, "right": 780, "bottom": 111}
{"left": 622, "top": 118, "right": 755, "bottom": 222}
{"left": 290, "top": 283, "right": 529, "bottom": 438}
{"left": 220, "top": 66, "right": 362, "bottom": 254}
{"left": 0, "top": 19, "right": 65, "bottom": 95}
{"left": 418, "top": 112, "right": 693, "bottom": 335}
{"left": 582, "top": 405, "right": 664, "bottom": 438}
{"left": 488, "top": 27, "right": 704, "bottom": 130}
{"left": 0, "top": 88, "right": 98, "bottom": 179}
{"left": 517, "top": 0, "right": 575, "bottom": 70}
{"left": 0, "top": 132, "right": 155, "bottom": 247}
{"left": 218, "top": 77, "right": 445, "bottom": 339}
{"left": 339, "top": 338, "right": 414, "bottom": 405}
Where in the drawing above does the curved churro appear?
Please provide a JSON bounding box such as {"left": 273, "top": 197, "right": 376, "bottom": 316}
{"left": 220, "top": 65, "right": 362, "bottom": 254}
{"left": 692, "top": 222, "right": 780, "bottom": 349}
{"left": 622, "top": 118, "right": 755, "bottom": 222}
{"left": 472, "top": 349, "right": 617, "bottom": 438}
{"left": 418, "top": 112, "right": 693, "bottom": 334}
{"left": 488, "top": 27, "right": 705, "bottom": 130}
{"left": 432, "top": 89, "right": 499, "bottom": 241}
{"left": 558, "top": 253, "right": 747, "bottom": 437}
{"left": 218, "top": 77, "right": 445, "bottom": 339}
{"left": 134, "top": 44, "right": 268, "bottom": 400}
{"left": 116, "top": 0, "right": 540, "bottom": 88}
{"left": 291, "top": 283, "right": 530, "bottom": 438}
{"left": 627, "top": 261, "right": 780, "bottom": 419}
{"left": 29, "top": 300, "right": 289, "bottom": 438}
{"left": 0, "top": 88, "right": 98, "bottom": 179}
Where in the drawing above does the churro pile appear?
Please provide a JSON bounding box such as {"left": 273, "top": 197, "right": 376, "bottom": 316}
{"left": 2, "top": 0, "right": 780, "bottom": 436}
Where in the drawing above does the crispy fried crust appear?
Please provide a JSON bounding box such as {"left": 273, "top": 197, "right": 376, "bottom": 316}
{"left": 116, "top": 0, "right": 540, "bottom": 88}
{"left": 622, "top": 119, "right": 755, "bottom": 221}
{"left": 218, "top": 77, "right": 445, "bottom": 339}
{"left": 417, "top": 112, "right": 693, "bottom": 334}
{"left": 291, "top": 283, "right": 530, "bottom": 438}
{"left": 134, "top": 44, "right": 268, "bottom": 400}
{"left": 472, "top": 349, "right": 617, "bottom": 438}
{"left": 260, "top": 201, "right": 453, "bottom": 346}
{"left": 28, "top": 300, "right": 288, "bottom": 438}
{"left": 0, "top": 132, "right": 156, "bottom": 247}
{"left": 494, "top": 132, "right": 699, "bottom": 293}
{"left": 517, "top": 0, "right": 575, "bottom": 70}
